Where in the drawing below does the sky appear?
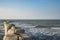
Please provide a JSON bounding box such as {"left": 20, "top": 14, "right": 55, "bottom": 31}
{"left": 0, "top": 0, "right": 60, "bottom": 19}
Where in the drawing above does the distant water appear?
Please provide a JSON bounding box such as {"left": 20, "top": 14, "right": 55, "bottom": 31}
{"left": 0, "top": 20, "right": 60, "bottom": 26}
{"left": 0, "top": 20, "right": 60, "bottom": 40}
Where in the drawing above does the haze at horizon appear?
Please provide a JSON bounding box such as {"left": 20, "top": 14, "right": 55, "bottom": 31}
{"left": 0, "top": 0, "right": 60, "bottom": 19}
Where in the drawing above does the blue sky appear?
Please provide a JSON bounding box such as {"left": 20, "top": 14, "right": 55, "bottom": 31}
{"left": 0, "top": 0, "right": 60, "bottom": 19}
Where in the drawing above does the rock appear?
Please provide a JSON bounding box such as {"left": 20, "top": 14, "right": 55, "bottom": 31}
{"left": 3, "top": 35, "right": 22, "bottom": 40}
{"left": 20, "top": 33, "right": 30, "bottom": 40}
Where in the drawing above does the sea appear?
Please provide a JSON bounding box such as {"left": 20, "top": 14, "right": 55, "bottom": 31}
{"left": 0, "top": 20, "right": 60, "bottom": 40}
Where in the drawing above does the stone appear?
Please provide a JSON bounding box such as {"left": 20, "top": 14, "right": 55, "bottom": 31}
{"left": 3, "top": 35, "right": 22, "bottom": 40}
{"left": 3, "top": 21, "right": 10, "bottom": 35}
{"left": 20, "top": 33, "right": 30, "bottom": 40}
{"left": 19, "top": 37, "right": 22, "bottom": 40}
{"left": 7, "top": 26, "right": 16, "bottom": 35}
{"left": 3, "top": 21, "right": 30, "bottom": 40}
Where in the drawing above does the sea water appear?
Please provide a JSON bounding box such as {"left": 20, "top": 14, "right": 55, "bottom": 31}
{"left": 0, "top": 20, "right": 60, "bottom": 40}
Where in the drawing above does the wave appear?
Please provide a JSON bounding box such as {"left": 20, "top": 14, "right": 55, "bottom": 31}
{"left": 25, "top": 28, "right": 60, "bottom": 40}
